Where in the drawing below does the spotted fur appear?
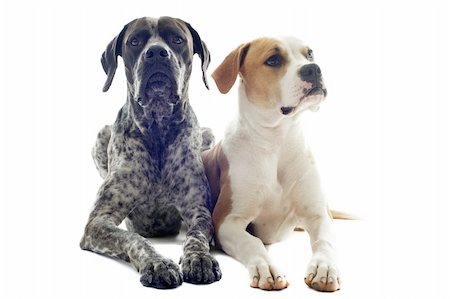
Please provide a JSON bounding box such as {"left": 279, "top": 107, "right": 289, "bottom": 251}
{"left": 80, "top": 16, "right": 221, "bottom": 289}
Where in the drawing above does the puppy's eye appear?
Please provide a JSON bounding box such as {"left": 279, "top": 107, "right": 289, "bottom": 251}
{"left": 129, "top": 38, "right": 139, "bottom": 47}
{"left": 172, "top": 36, "right": 184, "bottom": 45}
{"left": 306, "top": 49, "right": 314, "bottom": 61}
{"left": 264, "top": 55, "right": 283, "bottom": 67}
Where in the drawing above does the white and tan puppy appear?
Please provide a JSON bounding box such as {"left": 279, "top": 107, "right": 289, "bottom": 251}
{"left": 202, "top": 37, "right": 340, "bottom": 292}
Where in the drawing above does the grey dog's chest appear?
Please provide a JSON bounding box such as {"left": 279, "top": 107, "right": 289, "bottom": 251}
{"left": 112, "top": 102, "right": 202, "bottom": 199}
{"left": 145, "top": 123, "right": 199, "bottom": 170}
{"left": 146, "top": 131, "right": 202, "bottom": 205}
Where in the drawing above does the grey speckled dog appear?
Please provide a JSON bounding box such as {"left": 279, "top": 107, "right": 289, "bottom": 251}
{"left": 80, "top": 16, "right": 221, "bottom": 289}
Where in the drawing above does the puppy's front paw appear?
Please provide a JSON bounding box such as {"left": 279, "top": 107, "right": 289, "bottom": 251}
{"left": 181, "top": 252, "right": 222, "bottom": 284}
{"left": 249, "top": 262, "right": 289, "bottom": 291}
{"left": 139, "top": 258, "right": 183, "bottom": 289}
{"left": 304, "top": 253, "right": 340, "bottom": 292}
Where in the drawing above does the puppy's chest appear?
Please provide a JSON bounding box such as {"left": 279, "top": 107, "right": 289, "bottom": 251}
{"left": 250, "top": 159, "right": 303, "bottom": 244}
{"left": 251, "top": 193, "right": 298, "bottom": 244}
{"left": 250, "top": 138, "right": 316, "bottom": 241}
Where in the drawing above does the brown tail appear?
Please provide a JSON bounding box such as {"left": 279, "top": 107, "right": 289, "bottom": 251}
{"left": 329, "top": 209, "right": 361, "bottom": 220}
{"left": 294, "top": 210, "right": 361, "bottom": 231}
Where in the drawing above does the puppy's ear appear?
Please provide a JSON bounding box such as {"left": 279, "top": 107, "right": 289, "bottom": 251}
{"left": 211, "top": 43, "right": 250, "bottom": 94}
{"left": 101, "top": 24, "right": 128, "bottom": 92}
{"left": 185, "top": 22, "right": 211, "bottom": 90}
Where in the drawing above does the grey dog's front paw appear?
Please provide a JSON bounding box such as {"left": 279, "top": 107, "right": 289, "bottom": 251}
{"left": 181, "top": 252, "right": 222, "bottom": 284}
{"left": 140, "top": 258, "right": 183, "bottom": 289}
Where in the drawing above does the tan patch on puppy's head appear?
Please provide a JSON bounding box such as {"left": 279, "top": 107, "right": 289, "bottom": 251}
{"left": 212, "top": 38, "right": 289, "bottom": 107}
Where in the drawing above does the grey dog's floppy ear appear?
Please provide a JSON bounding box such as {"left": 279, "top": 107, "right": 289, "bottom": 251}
{"left": 185, "top": 22, "right": 211, "bottom": 89}
{"left": 101, "top": 24, "right": 129, "bottom": 92}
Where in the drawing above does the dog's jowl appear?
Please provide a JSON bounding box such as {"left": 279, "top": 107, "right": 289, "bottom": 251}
{"left": 80, "top": 16, "right": 221, "bottom": 289}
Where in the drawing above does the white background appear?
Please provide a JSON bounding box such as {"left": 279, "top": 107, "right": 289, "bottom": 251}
{"left": 0, "top": 0, "right": 449, "bottom": 298}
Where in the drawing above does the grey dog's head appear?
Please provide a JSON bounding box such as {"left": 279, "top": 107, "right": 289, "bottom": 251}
{"left": 101, "top": 16, "right": 210, "bottom": 120}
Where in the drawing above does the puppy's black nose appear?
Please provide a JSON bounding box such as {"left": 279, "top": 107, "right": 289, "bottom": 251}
{"left": 145, "top": 45, "right": 169, "bottom": 60}
{"left": 299, "top": 63, "right": 322, "bottom": 82}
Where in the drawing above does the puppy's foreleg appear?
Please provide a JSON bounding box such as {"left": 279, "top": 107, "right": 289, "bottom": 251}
{"left": 218, "top": 216, "right": 288, "bottom": 290}
{"left": 304, "top": 214, "right": 340, "bottom": 292}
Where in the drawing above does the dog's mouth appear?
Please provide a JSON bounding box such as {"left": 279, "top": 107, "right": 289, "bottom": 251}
{"left": 280, "top": 87, "right": 327, "bottom": 115}
{"left": 133, "top": 72, "right": 183, "bottom": 121}
{"left": 303, "top": 87, "right": 327, "bottom": 98}
{"left": 145, "top": 73, "right": 174, "bottom": 97}
{"left": 135, "top": 72, "right": 179, "bottom": 107}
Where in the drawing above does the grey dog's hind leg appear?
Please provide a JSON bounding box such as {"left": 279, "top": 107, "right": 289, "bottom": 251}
{"left": 92, "top": 125, "right": 111, "bottom": 179}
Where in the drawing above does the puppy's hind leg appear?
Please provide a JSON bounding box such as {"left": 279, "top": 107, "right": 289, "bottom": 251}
{"left": 200, "top": 127, "right": 215, "bottom": 151}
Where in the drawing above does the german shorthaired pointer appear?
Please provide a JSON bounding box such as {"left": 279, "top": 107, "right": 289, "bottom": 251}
{"left": 80, "top": 16, "right": 221, "bottom": 289}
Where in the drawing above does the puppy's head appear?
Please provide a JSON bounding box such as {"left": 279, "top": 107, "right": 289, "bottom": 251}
{"left": 212, "top": 37, "right": 326, "bottom": 116}
{"left": 101, "top": 16, "right": 210, "bottom": 120}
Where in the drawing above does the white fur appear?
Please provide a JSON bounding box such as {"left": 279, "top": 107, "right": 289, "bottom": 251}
{"left": 216, "top": 37, "right": 339, "bottom": 291}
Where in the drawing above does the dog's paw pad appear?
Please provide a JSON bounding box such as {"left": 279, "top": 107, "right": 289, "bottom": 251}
{"left": 249, "top": 263, "right": 288, "bottom": 291}
{"left": 140, "top": 259, "right": 183, "bottom": 289}
{"left": 304, "top": 257, "right": 340, "bottom": 292}
{"left": 181, "top": 252, "right": 222, "bottom": 284}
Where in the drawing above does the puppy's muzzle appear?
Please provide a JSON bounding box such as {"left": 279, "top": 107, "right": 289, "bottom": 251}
{"left": 280, "top": 63, "right": 327, "bottom": 115}
{"left": 298, "top": 63, "right": 327, "bottom": 98}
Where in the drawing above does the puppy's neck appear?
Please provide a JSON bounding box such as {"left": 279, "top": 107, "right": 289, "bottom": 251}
{"left": 236, "top": 84, "right": 299, "bottom": 140}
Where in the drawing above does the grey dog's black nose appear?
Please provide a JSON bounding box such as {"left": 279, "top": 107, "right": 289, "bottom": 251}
{"left": 299, "top": 63, "right": 322, "bottom": 82}
{"left": 145, "top": 45, "right": 169, "bottom": 60}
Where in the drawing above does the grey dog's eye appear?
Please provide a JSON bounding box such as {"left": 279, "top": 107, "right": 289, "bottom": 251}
{"left": 172, "top": 36, "right": 184, "bottom": 44}
{"left": 130, "top": 38, "right": 139, "bottom": 47}
{"left": 306, "top": 49, "right": 314, "bottom": 61}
